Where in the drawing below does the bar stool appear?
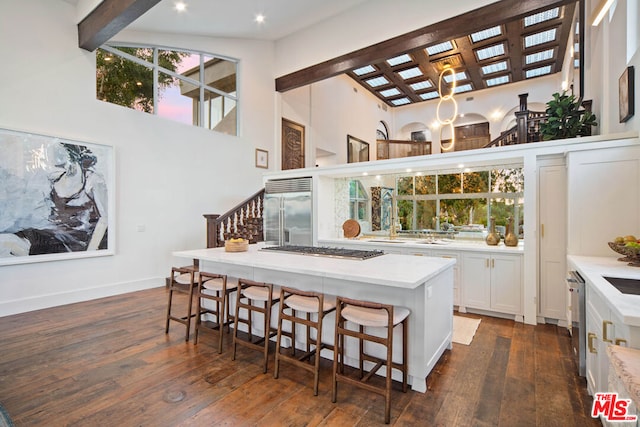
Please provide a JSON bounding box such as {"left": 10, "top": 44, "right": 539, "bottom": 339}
{"left": 193, "top": 272, "right": 238, "bottom": 353}
{"left": 273, "top": 287, "right": 336, "bottom": 396}
{"left": 332, "top": 296, "right": 410, "bottom": 424}
{"left": 232, "top": 278, "right": 280, "bottom": 373}
{"left": 165, "top": 265, "right": 199, "bottom": 342}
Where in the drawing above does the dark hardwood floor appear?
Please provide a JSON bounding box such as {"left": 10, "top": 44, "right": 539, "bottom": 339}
{"left": 0, "top": 287, "right": 600, "bottom": 426}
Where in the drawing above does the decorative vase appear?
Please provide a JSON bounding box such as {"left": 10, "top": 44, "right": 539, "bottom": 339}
{"left": 485, "top": 217, "right": 500, "bottom": 246}
{"left": 504, "top": 216, "right": 519, "bottom": 247}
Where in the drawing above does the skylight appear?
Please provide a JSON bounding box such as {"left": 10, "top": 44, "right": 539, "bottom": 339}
{"left": 353, "top": 65, "right": 376, "bottom": 76}
{"left": 485, "top": 75, "right": 510, "bottom": 86}
{"left": 525, "top": 48, "right": 554, "bottom": 64}
{"left": 574, "top": 58, "right": 580, "bottom": 68}
{"left": 380, "top": 88, "right": 401, "bottom": 97}
{"left": 387, "top": 54, "right": 412, "bottom": 66}
{"left": 454, "top": 84, "right": 473, "bottom": 93}
{"left": 524, "top": 7, "right": 559, "bottom": 27}
{"left": 365, "top": 76, "right": 389, "bottom": 87}
{"left": 525, "top": 65, "right": 552, "bottom": 78}
{"left": 524, "top": 28, "right": 557, "bottom": 48}
{"left": 410, "top": 80, "right": 433, "bottom": 91}
{"left": 470, "top": 26, "right": 502, "bottom": 43}
{"left": 475, "top": 43, "right": 505, "bottom": 61}
{"left": 391, "top": 97, "right": 411, "bottom": 106}
{"left": 425, "top": 41, "right": 454, "bottom": 56}
{"left": 443, "top": 71, "right": 468, "bottom": 83}
{"left": 419, "top": 92, "right": 439, "bottom": 100}
{"left": 397, "top": 67, "right": 423, "bottom": 79}
{"left": 481, "top": 61, "right": 508, "bottom": 75}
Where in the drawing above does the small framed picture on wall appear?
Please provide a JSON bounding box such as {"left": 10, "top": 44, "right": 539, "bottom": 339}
{"left": 255, "top": 148, "right": 268, "bottom": 169}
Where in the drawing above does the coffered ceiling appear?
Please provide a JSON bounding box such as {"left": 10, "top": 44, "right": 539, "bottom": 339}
{"left": 347, "top": 2, "right": 577, "bottom": 107}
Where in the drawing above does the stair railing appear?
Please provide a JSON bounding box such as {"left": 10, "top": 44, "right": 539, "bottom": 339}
{"left": 203, "top": 188, "right": 265, "bottom": 248}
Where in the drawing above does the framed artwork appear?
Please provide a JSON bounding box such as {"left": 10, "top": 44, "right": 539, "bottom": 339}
{"left": 282, "top": 118, "right": 305, "bottom": 170}
{"left": 0, "top": 128, "right": 115, "bottom": 265}
{"left": 347, "top": 135, "right": 370, "bottom": 163}
{"left": 255, "top": 148, "right": 268, "bottom": 169}
{"left": 619, "top": 65, "right": 635, "bottom": 123}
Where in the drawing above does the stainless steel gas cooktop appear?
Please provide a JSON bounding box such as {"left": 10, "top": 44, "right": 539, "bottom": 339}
{"left": 261, "top": 245, "right": 385, "bottom": 260}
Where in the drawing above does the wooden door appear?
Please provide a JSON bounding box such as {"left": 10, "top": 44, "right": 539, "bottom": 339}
{"left": 282, "top": 118, "right": 305, "bottom": 170}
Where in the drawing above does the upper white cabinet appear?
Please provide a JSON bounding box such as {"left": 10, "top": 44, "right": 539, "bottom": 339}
{"left": 567, "top": 146, "right": 640, "bottom": 256}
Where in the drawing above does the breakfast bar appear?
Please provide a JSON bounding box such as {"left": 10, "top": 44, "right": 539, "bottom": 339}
{"left": 173, "top": 243, "right": 456, "bottom": 392}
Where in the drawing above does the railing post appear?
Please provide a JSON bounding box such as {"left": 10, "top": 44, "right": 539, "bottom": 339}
{"left": 203, "top": 214, "right": 221, "bottom": 248}
{"left": 516, "top": 93, "right": 530, "bottom": 144}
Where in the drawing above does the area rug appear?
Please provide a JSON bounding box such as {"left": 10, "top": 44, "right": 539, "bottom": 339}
{"left": 452, "top": 315, "right": 481, "bottom": 345}
{"left": 0, "top": 402, "right": 14, "bottom": 427}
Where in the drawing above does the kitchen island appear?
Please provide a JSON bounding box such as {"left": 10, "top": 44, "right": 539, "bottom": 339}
{"left": 173, "top": 243, "right": 456, "bottom": 393}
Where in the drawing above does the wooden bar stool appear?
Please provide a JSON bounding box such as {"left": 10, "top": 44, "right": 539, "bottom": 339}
{"left": 232, "top": 278, "right": 280, "bottom": 373}
{"left": 193, "top": 272, "right": 238, "bottom": 353}
{"left": 332, "top": 296, "right": 410, "bottom": 424}
{"left": 165, "top": 265, "right": 199, "bottom": 342}
{"left": 273, "top": 287, "right": 336, "bottom": 396}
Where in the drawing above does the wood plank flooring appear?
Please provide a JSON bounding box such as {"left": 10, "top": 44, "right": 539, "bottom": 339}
{"left": 0, "top": 287, "right": 600, "bottom": 426}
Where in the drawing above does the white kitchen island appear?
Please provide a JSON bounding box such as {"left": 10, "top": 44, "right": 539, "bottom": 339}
{"left": 173, "top": 243, "right": 455, "bottom": 393}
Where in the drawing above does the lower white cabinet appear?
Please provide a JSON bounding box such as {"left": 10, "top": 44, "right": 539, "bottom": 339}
{"left": 462, "top": 252, "right": 522, "bottom": 316}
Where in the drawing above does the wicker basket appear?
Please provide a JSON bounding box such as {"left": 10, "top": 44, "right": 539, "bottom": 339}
{"left": 225, "top": 239, "right": 249, "bottom": 252}
{"left": 608, "top": 242, "right": 640, "bottom": 266}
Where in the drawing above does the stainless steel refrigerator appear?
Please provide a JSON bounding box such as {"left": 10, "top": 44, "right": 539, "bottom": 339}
{"left": 263, "top": 177, "right": 312, "bottom": 246}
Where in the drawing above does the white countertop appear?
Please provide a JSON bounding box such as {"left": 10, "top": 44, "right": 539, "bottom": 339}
{"left": 173, "top": 243, "right": 456, "bottom": 289}
{"left": 568, "top": 255, "right": 640, "bottom": 326}
{"left": 319, "top": 237, "right": 524, "bottom": 253}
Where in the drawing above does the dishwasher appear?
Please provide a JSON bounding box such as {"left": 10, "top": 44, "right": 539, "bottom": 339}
{"left": 567, "top": 270, "right": 586, "bottom": 377}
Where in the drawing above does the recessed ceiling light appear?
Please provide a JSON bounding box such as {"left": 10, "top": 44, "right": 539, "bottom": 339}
{"left": 175, "top": 2, "right": 187, "bottom": 12}
{"left": 255, "top": 14, "right": 265, "bottom": 24}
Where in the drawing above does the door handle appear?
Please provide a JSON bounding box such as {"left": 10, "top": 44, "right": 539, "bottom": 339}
{"left": 588, "top": 332, "right": 598, "bottom": 353}
{"left": 615, "top": 338, "right": 628, "bottom": 346}
{"left": 602, "top": 320, "right": 613, "bottom": 343}
{"left": 491, "top": 259, "right": 495, "bottom": 268}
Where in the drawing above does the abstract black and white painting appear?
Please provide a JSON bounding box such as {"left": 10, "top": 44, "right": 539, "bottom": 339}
{"left": 0, "top": 128, "right": 114, "bottom": 265}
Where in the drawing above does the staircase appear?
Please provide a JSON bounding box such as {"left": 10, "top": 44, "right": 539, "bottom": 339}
{"left": 204, "top": 189, "right": 265, "bottom": 248}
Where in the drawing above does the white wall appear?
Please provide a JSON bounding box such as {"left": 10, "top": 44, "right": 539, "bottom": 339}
{"left": 0, "top": 0, "right": 276, "bottom": 316}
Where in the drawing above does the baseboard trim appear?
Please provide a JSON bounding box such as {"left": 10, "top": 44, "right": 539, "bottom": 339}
{"left": 0, "top": 278, "right": 164, "bottom": 317}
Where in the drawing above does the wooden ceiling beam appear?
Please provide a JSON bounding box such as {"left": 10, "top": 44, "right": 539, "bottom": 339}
{"left": 275, "top": 0, "right": 578, "bottom": 92}
{"left": 78, "top": 0, "right": 162, "bottom": 51}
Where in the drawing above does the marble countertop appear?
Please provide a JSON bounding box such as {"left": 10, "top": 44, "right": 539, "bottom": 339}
{"left": 607, "top": 345, "right": 640, "bottom": 408}
{"left": 319, "top": 237, "right": 524, "bottom": 253}
{"left": 568, "top": 255, "right": 640, "bottom": 326}
{"left": 173, "top": 243, "right": 456, "bottom": 289}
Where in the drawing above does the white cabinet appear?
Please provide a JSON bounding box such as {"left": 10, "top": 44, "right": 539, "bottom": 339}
{"left": 462, "top": 252, "right": 522, "bottom": 317}
{"left": 432, "top": 250, "right": 461, "bottom": 307}
{"left": 538, "top": 160, "right": 567, "bottom": 323}
{"left": 585, "top": 280, "right": 639, "bottom": 396}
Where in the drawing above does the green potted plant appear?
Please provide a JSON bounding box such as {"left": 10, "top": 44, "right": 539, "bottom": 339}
{"left": 539, "top": 91, "right": 597, "bottom": 140}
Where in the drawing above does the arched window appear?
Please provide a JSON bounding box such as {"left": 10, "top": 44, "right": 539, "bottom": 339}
{"left": 96, "top": 44, "right": 238, "bottom": 136}
{"left": 376, "top": 121, "right": 389, "bottom": 140}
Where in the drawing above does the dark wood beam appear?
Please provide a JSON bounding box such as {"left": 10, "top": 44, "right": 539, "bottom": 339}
{"left": 275, "top": 0, "right": 577, "bottom": 92}
{"left": 78, "top": 0, "right": 162, "bottom": 51}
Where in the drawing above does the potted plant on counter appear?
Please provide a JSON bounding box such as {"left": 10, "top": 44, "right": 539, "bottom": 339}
{"left": 539, "top": 91, "right": 597, "bottom": 140}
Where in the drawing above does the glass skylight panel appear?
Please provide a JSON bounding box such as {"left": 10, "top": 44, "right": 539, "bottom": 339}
{"left": 391, "top": 97, "right": 411, "bottom": 106}
{"left": 524, "top": 7, "right": 559, "bottom": 26}
{"left": 525, "top": 65, "right": 552, "bottom": 78}
{"left": 419, "top": 91, "right": 439, "bottom": 100}
{"left": 574, "top": 58, "right": 580, "bottom": 68}
{"left": 470, "top": 26, "right": 502, "bottom": 43}
{"left": 425, "top": 41, "right": 454, "bottom": 56}
{"left": 475, "top": 43, "right": 505, "bottom": 61}
{"left": 524, "top": 28, "right": 557, "bottom": 48}
{"left": 525, "top": 48, "right": 554, "bottom": 64}
{"left": 486, "top": 75, "right": 510, "bottom": 87}
{"left": 454, "top": 84, "right": 472, "bottom": 93}
{"left": 365, "top": 76, "right": 389, "bottom": 87}
{"left": 443, "top": 71, "right": 468, "bottom": 83}
{"left": 481, "top": 61, "right": 508, "bottom": 75}
{"left": 397, "top": 67, "right": 423, "bottom": 79}
{"left": 353, "top": 65, "right": 375, "bottom": 76}
{"left": 410, "top": 80, "right": 433, "bottom": 91}
{"left": 387, "top": 54, "right": 412, "bottom": 66}
{"left": 379, "top": 88, "right": 401, "bottom": 97}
